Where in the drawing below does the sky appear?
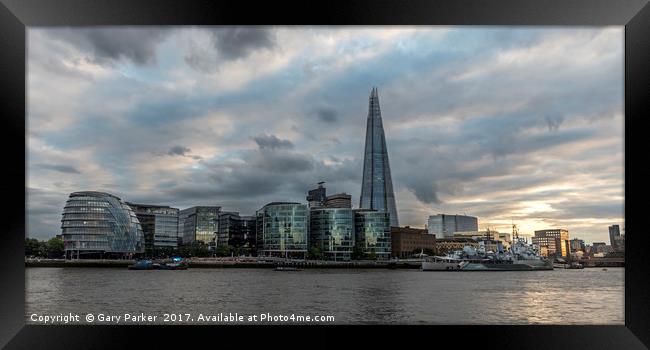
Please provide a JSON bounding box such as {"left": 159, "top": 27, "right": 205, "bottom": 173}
{"left": 27, "top": 26, "right": 624, "bottom": 244}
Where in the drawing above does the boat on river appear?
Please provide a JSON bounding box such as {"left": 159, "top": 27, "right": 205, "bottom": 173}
{"left": 421, "top": 228, "right": 553, "bottom": 272}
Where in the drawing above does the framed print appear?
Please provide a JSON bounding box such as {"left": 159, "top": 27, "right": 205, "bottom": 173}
{"left": 1, "top": 0, "right": 649, "bottom": 349}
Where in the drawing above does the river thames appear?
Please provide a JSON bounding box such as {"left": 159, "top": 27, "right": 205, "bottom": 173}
{"left": 26, "top": 267, "right": 623, "bottom": 324}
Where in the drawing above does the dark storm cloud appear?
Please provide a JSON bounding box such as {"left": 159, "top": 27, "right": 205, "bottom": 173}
{"left": 35, "top": 163, "right": 81, "bottom": 174}
{"left": 168, "top": 145, "right": 192, "bottom": 156}
{"left": 253, "top": 134, "right": 294, "bottom": 150}
{"left": 45, "top": 28, "right": 170, "bottom": 66}
{"left": 212, "top": 27, "right": 275, "bottom": 60}
{"left": 185, "top": 27, "right": 276, "bottom": 72}
{"left": 313, "top": 107, "right": 339, "bottom": 123}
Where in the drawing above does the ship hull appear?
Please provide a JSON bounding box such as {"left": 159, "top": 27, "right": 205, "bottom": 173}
{"left": 421, "top": 260, "right": 553, "bottom": 271}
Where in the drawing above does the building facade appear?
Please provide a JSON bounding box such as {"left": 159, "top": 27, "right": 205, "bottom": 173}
{"left": 532, "top": 229, "right": 570, "bottom": 258}
{"left": 179, "top": 206, "right": 221, "bottom": 246}
{"left": 126, "top": 203, "right": 179, "bottom": 256}
{"left": 256, "top": 202, "right": 309, "bottom": 258}
{"left": 390, "top": 226, "right": 436, "bottom": 258}
{"left": 359, "top": 87, "right": 399, "bottom": 227}
{"left": 325, "top": 193, "right": 352, "bottom": 209}
{"left": 309, "top": 208, "right": 355, "bottom": 260}
{"left": 609, "top": 225, "right": 624, "bottom": 252}
{"left": 427, "top": 214, "right": 478, "bottom": 238}
{"left": 435, "top": 238, "right": 479, "bottom": 254}
{"left": 216, "top": 212, "right": 257, "bottom": 254}
{"left": 570, "top": 238, "right": 585, "bottom": 252}
{"left": 61, "top": 191, "right": 144, "bottom": 259}
{"left": 353, "top": 209, "right": 391, "bottom": 260}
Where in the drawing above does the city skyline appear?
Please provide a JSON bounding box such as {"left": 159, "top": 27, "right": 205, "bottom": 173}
{"left": 27, "top": 26, "right": 624, "bottom": 244}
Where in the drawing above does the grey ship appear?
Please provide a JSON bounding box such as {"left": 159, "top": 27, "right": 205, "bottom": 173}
{"left": 421, "top": 229, "right": 553, "bottom": 271}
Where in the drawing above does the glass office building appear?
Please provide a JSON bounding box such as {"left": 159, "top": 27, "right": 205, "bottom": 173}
{"left": 179, "top": 206, "right": 220, "bottom": 246}
{"left": 427, "top": 214, "right": 478, "bottom": 238}
{"left": 353, "top": 209, "right": 391, "bottom": 260}
{"left": 256, "top": 202, "right": 309, "bottom": 258}
{"left": 309, "top": 208, "right": 354, "bottom": 260}
{"left": 126, "top": 203, "right": 179, "bottom": 255}
{"left": 61, "top": 191, "right": 144, "bottom": 258}
{"left": 359, "top": 87, "right": 399, "bottom": 227}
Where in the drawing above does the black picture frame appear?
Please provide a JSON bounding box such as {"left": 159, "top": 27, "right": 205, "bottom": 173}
{"left": 1, "top": 0, "right": 648, "bottom": 349}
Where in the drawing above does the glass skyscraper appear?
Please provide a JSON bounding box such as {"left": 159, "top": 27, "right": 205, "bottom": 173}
{"left": 359, "top": 87, "right": 399, "bottom": 227}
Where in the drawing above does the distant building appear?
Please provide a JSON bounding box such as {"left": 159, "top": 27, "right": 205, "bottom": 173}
{"left": 435, "top": 238, "right": 479, "bottom": 254}
{"left": 453, "top": 230, "right": 511, "bottom": 249}
{"left": 427, "top": 214, "right": 478, "bottom": 238}
{"left": 353, "top": 209, "right": 391, "bottom": 260}
{"left": 391, "top": 226, "right": 436, "bottom": 258}
{"left": 179, "top": 206, "right": 221, "bottom": 246}
{"left": 569, "top": 238, "right": 585, "bottom": 252}
{"left": 591, "top": 242, "right": 607, "bottom": 254}
{"left": 532, "top": 229, "right": 570, "bottom": 258}
{"left": 307, "top": 182, "right": 327, "bottom": 208}
{"left": 256, "top": 202, "right": 309, "bottom": 258}
{"left": 609, "top": 225, "right": 624, "bottom": 252}
{"left": 61, "top": 191, "right": 144, "bottom": 259}
{"left": 126, "top": 203, "right": 180, "bottom": 256}
{"left": 309, "top": 208, "right": 354, "bottom": 260}
{"left": 324, "top": 193, "right": 352, "bottom": 208}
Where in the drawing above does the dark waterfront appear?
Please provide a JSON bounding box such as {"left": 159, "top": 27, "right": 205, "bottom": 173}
{"left": 26, "top": 267, "right": 624, "bottom": 324}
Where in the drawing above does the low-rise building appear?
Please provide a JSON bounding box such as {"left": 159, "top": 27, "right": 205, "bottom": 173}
{"left": 435, "top": 238, "right": 479, "bottom": 254}
{"left": 391, "top": 226, "right": 436, "bottom": 258}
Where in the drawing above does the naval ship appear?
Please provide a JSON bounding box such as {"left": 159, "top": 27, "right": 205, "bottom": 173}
{"left": 421, "top": 226, "right": 553, "bottom": 271}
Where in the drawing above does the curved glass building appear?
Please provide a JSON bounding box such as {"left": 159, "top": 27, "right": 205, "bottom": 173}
{"left": 61, "top": 191, "right": 144, "bottom": 258}
{"left": 256, "top": 202, "right": 309, "bottom": 258}
{"left": 309, "top": 208, "right": 354, "bottom": 261}
{"left": 353, "top": 209, "right": 391, "bottom": 260}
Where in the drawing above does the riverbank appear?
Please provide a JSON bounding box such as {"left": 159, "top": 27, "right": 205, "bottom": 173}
{"left": 25, "top": 258, "right": 423, "bottom": 269}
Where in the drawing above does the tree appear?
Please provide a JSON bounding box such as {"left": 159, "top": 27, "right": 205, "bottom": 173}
{"left": 45, "top": 237, "right": 64, "bottom": 258}
{"left": 367, "top": 251, "right": 377, "bottom": 260}
{"left": 351, "top": 245, "right": 365, "bottom": 260}
{"left": 308, "top": 246, "right": 323, "bottom": 260}
{"left": 25, "top": 238, "right": 42, "bottom": 257}
{"left": 215, "top": 245, "right": 231, "bottom": 257}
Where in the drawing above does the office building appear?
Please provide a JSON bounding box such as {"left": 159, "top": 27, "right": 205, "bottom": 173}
{"left": 391, "top": 226, "right": 436, "bottom": 258}
{"left": 353, "top": 209, "right": 391, "bottom": 259}
{"left": 324, "top": 193, "right": 352, "bottom": 208}
{"left": 427, "top": 214, "right": 478, "bottom": 238}
{"left": 256, "top": 202, "right": 309, "bottom": 258}
{"left": 61, "top": 191, "right": 144, "bottom": 259}
{"left": 126, "top": 203, "right": 180, "bottom": 256}
{"left": 216, "top": 212, "right": 257, "bottom": 254}
{"left": 453, "top": 229, "right": 511, "bottom": 249}
{"left": 609, "top": 225, "right": 624, "bottom": 252}
{"left": 569, "top": 238, "right": 585, "bottom": 252}
{"left": 532, "top": 229, "right": 570, "bottom": 258}
{"left": 359, "top": 87, "right": 399, "bottom": 227}
{"left": 307, "top": 182, "right": 327, "bottom": 208}
{"left": 179, "top": 206, "right": 221, "bottom": 246}
{"left": 309, "top": 208, "right": 355, "bottom": 260}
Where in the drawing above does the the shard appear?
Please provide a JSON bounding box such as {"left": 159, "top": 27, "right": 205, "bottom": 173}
{"left": 359, "top": 87, "right": 399, "bottom": 227}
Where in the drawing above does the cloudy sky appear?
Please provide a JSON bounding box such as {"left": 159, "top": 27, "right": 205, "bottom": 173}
{"left": 27, "top": 26, "right": 624, "bottom": 244}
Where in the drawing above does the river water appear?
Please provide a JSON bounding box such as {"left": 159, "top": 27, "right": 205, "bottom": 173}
{"left": 26, "top": 267, "right": 624, "bottom": 325}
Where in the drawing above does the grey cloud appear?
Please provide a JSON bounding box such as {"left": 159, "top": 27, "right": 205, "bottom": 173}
{"left": 314, "top": 107, "right": 339, "bottom": 123}
{"left": 35, "top": 163, "right": 81, "bottom": 174}
{"left": 168, "top": 145, "right": 192, "bottom": 156}
{"left": 46, "top": 28, "right": 170, "bottom": 66}
{"left": 211, "top": 27, "right": 275, "bottom": 60}
{"left": 253, "top": 134, "right": 293, "bottom": 150}
{"left": 185, "top": 27, "right": 276, "bottom": 72}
